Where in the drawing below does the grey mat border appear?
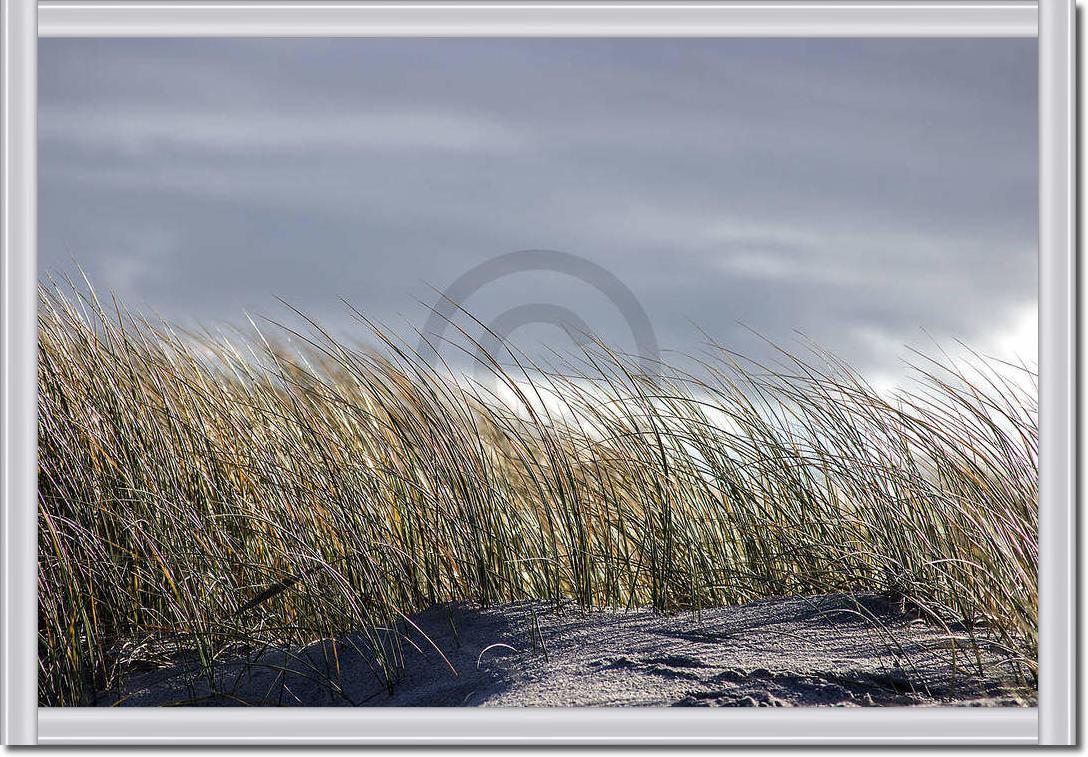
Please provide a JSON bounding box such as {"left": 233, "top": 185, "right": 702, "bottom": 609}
{"left": 37, "top": 708, "right": 1039, "bottom": 746}
{"left": 37, "top": 1, "right": 1039, "bottom": 37}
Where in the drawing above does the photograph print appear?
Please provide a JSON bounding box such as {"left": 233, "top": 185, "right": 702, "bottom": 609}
{"left": 38, "top": 37, "right": 1038, "bottom": 708}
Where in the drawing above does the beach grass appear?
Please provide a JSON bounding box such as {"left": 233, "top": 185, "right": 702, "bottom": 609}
{"left": 37, "top": 280, "right": 1037, "bottom": 706}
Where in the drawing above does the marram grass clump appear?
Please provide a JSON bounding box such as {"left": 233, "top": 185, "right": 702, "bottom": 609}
{"left": 38, "top": 282, "right": 1037, "bottom": 705}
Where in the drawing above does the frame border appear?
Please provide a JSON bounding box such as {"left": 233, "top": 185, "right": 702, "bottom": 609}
{"left": 1, "top": 0, "right": 36, "bottom": 746}
{"left": 1038, "top": 0, "right": 1077, "bottom": 745}
{"left": 2, "top": 0, "right": 1074, "bottom": 746}
{"left": 37, "top": 708, "right": 1039, "bottom": 746}
{"left": 35, "top": 1, "right": 1040, "bottom": 37}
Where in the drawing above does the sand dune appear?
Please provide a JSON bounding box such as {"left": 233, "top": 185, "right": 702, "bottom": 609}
{"left": 104, "top": 593, "right": 1033, "bottom": 708}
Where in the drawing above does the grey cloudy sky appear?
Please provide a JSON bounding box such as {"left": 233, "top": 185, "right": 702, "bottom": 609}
{"left": 39, "top": 38, "right": 1038, "bottom": 383}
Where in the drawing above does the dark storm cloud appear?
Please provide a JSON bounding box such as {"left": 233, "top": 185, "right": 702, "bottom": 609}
{"left": 38, "top": 38, "right": 1038, "bottom": 378}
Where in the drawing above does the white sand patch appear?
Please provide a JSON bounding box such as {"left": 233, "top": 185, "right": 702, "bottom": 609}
{"left": 103, "top": 594, "right": 1033, "bottom": 708}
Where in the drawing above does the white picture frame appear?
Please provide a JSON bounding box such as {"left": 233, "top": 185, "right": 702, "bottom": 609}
{"left": 2, "top": 0, "right": 1075, "bottom": 745}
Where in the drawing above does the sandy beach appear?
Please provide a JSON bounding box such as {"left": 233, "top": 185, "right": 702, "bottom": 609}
{"left": 104, "top": 593, "right": 1033, "bottom": 708}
